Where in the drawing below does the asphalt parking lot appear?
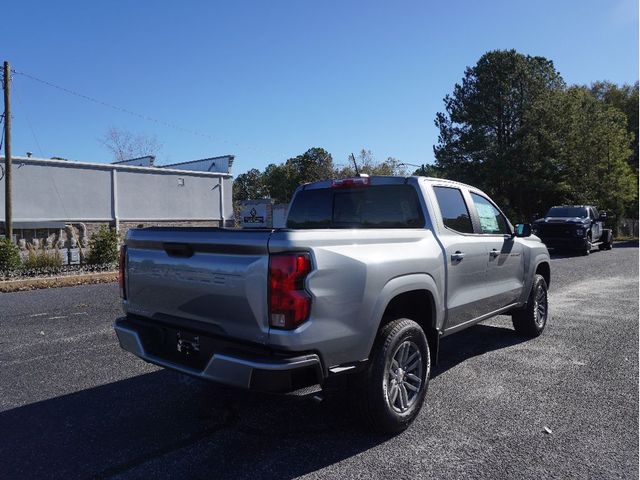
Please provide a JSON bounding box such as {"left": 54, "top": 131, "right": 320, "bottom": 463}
{"left": 1, "top": 242, "right": 638, "bottom": 480}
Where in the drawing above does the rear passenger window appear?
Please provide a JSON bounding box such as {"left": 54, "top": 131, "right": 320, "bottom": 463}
{"left": 433, "top": 186, "right": 473, "bottom": 234}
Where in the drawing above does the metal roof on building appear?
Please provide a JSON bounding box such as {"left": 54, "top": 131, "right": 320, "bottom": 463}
{"left": 1, "top": 156, "right": 232, "bottom": 177}
{"left": 161, "top": 155, "right": 235, "bottom": 172}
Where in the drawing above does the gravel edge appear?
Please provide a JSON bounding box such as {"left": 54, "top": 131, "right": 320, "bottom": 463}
{"left": 0, "top": 271, "right": 118, "bottom": 293}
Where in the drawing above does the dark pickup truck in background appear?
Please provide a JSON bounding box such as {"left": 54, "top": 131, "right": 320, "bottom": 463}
{"left": 532, "top": 205, "right": 613, "bottom": 255}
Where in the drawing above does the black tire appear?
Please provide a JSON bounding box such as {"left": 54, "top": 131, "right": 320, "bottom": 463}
{"left": 583, "top": 238, "right": 591, "bottom": 255}
{"left": 512, "top": 274, "right": 548, "bottom": 337}
{"left": 350, "top": 318, "right": 430, "bottom": 434}
{"left": 603, "top": 230, "right": 613, "bottom": 250}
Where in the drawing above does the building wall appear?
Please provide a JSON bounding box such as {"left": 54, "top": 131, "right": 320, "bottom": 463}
{"left": 115, "top": 169, "right": 229, "bottom": 221}
{"left": 0, "top": 157, "right": 233, "bottom": 229}
{"left": 2, "top": 161, "right": 114, "bottom": 221}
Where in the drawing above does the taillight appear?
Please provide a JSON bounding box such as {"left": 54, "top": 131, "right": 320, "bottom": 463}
{"left": 119, "top": 245, "right": 127, "bottom": 299}
{"left": 269, "top": 253, "right": 312, "bottom": 329}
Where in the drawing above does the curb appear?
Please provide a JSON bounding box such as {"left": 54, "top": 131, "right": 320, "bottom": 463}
{"left": 0, "top": 271, "right": 118, "bottom": 293}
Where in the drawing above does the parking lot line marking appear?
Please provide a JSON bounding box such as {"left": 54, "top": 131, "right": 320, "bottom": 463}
{"left": 48, "top": 316, "right": 68, "bottom": 320}
{"left": 71, "top": 312, "right": 88, "bottom": 316}
{"left": 29, "top": 313, "right": 48, "bottom": 318}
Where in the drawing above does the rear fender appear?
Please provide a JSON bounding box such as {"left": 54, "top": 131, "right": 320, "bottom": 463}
{"left": 365, "top": 273, "right": 443, "bottom": 357}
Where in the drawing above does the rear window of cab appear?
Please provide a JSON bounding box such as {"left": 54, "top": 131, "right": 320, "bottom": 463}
{"left": 287, "top": 185, "right": 425, "bottom": 229}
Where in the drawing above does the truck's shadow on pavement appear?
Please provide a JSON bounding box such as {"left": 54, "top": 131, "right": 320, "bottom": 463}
{"left": 0, "top": 369, "right": 380, "bottom": 480}
{"left": 434, "top": 323, "right": 528, "bottom": 378}
{"left": 548, "top": 239, "right": 638, "bottom": 258}
{"left": 0, "top": 324, "right": 525, "bottom": 480}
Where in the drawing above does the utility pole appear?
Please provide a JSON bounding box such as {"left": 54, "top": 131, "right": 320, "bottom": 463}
{"left": 2, "top": 61, "right": 12, "bottom": 241}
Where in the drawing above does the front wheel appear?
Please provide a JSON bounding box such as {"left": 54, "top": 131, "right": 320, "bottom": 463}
{"left": 512, "top": 274, "right": 549, "bottom": 337}
{"left": 350, "top": 318, "right": 430, "bottom": 434}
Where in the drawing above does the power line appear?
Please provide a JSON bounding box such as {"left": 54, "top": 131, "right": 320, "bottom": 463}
{"left": 12, "top": 82, "right": 45, "bottom": 157}
{"left": 11, "top": 68, "right": 276, "bottom": 157}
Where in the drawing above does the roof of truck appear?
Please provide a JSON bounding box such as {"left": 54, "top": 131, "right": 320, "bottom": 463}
{"left": 302, "top": 175, "right": 476, "bottom": 190}
{"left": 298, "top": 175, "right": 492, "bottom": 200}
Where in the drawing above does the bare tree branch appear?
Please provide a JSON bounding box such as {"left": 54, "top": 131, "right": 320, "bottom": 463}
{"left": 100, "top": 127, "right": 162, "bottom": 162}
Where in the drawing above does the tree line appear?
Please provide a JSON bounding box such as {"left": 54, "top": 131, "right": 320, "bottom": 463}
{"left": 434, "top": 49, "right": 638, "bottom": 222}
{"left": 233, "top": 49, "right": 638, "bottom": 222}
{"left": 233, "top": 148, "right": 409, "bottom": 204}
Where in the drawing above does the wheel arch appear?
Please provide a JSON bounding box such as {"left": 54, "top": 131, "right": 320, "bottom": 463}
{"left": 368, "top": 274, "right": 442, "bottom": 367}
{"left": 535, "top": 260, "right": 551, "bottom": 289}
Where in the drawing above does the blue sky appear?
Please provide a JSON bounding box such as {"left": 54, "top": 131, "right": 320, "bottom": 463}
{"left": 4, "top": 0, "right": 638, "bottom": 175}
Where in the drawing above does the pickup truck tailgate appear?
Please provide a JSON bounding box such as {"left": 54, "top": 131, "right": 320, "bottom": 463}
{"left": 124, "top": 228, "right": 272, "bottom": 344}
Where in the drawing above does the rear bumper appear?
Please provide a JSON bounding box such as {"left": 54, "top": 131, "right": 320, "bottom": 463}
{"left": 114, "top": 316, "right": 323, "bottom": 393}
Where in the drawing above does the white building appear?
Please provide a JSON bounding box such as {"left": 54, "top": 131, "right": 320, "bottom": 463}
{"left": 0, "top": 154, "right": 235, "bottom": 244}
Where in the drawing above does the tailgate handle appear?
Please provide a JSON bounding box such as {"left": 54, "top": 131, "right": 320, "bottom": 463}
{"left": 163, "top": 243, "right": 194, "bottom": 258}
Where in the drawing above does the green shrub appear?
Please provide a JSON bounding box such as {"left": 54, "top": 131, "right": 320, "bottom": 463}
{"left": 23, "top": 246, "right": 63, "bottom": 270}
{"left": 0, "top": 239, "right": 22, "bottom": 272}
{"left": 87, "top": 226, "right": 119, "bottom": 265}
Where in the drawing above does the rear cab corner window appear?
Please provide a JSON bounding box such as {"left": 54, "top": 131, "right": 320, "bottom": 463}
{"left": 432, "top": 186, "right": 474, "bottom": 234}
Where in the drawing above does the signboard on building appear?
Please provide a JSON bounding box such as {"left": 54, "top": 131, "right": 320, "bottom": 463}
{"left": 240, "top": 200, "right": 272, "bottom": 228}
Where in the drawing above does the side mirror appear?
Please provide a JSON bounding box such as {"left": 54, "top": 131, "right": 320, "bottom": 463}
{"left": 514, "top": 223, "right": 532, "bottom": 238}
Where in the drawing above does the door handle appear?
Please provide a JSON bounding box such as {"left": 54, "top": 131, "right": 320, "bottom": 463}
{"left": 489, "top": 249, "right": 500, "bottom": 258}
{"left": 451, "top": 251, "right": 465, "bottom": 261}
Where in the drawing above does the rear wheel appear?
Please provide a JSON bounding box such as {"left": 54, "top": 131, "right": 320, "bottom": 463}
{"left": 512, "top": 274, "right": 548, "bottom": 337}
{"left": 350, "top": 318, "right": 430, "bottom": 434}
{"left": 600, "top": 230, "right": 613, "bottom": 250}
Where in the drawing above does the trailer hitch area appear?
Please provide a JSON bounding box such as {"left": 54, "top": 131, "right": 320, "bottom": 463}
{"left": 176, "top": 332, "right": 200, "bottom": 356}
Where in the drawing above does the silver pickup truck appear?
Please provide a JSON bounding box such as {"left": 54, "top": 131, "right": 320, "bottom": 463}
{"left": 115, "top": 175, "right": 550, "bottom": 433}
